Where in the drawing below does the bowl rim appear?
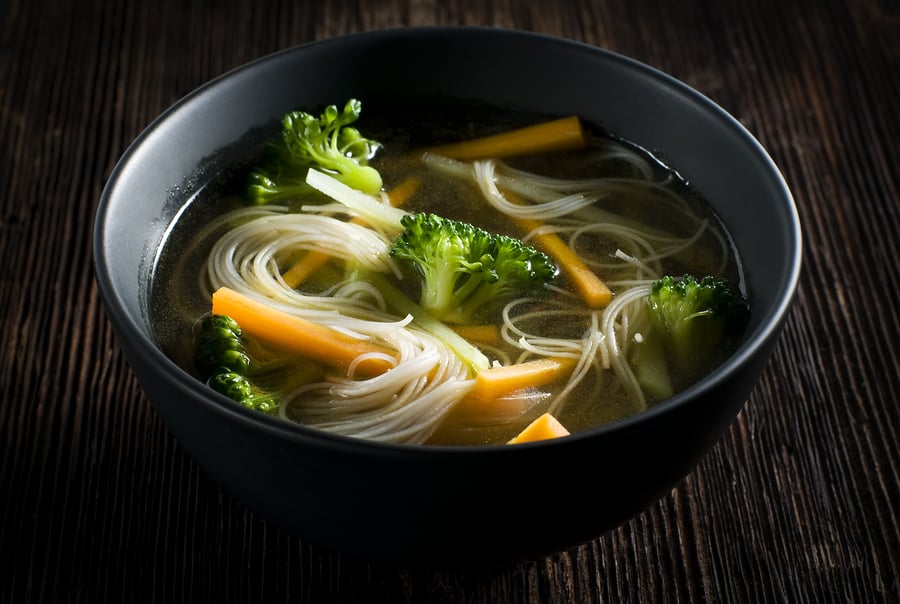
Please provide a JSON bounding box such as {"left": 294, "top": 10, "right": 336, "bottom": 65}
{"left": 93, "top": 25, "right": 803, "bottom": 456}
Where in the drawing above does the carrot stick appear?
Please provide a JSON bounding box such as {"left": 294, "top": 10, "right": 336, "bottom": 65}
{"left": 211, "top": 286, "right": 397, "bottom": 377}
{"left": 468, "top": 357, "right": 578, "bottom": 401}
{"left": 451, "top": 324, "right": 501, "bottom": 344}
{"left": 448, "top": 357, "right": 577, "bottom": 426}
{"left": 507, "top": 412, "right": 570, "bottom": 444}
{"left": 384, "top": 174, "right": 422, "bottom": 208}
{"left": 281, "top": 249, "right": 335, "bottom": 289}
{"left": 420, "top": 115, "right": 587, "bottom": 161}
{"left": 282, "top": 176, "right": 422, "bottom": 288}
{"left": 445, "top": 393, "right": 534, "bottom": 426}
{"left": 504, "top": 190, "right": 613, "bottom": 308}
{"left": 517, "top": 215, "right": 612, "bottom": 307}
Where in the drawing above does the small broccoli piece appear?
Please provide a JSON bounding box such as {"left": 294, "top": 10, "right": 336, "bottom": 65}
{"left": 246, "top": 99, "right": 383, "bottom": 204}
{"left": 389, "top": 212, "right": 559, "bottom": 324}
{"left": 246, "top": 170, "right": 312, "bottom": 206}
{"left": 193, "top": 314, "right": 280, "bottom": 414}
{"left": 208, "top": 371, "right": 278, "bottom": 415}
{"left": 646, "top": 274, "right": 750, "bottom": 374}
{"left": 194, "top": 314, "right": 251, "bottom": 378}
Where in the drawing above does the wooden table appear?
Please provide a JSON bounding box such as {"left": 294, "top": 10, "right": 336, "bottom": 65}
{"left": 2, "top": 0, "right": 897, "bottom": 601}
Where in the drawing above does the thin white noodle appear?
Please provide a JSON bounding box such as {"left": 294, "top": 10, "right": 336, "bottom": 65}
{"left": 473, "top": 160, "right": 604, "bottom": 219}
{"left": 600, "top": 284, "right": 654, "bottom": 411}
{"left": 547, "top": 312, "right": 606, "bottom": 416}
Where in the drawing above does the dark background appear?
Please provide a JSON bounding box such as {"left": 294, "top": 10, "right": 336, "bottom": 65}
{"left": 1, "top": 0, "right": 898, "bottom": 602}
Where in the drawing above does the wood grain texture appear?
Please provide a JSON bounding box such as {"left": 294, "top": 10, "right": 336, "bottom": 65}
{"left": 1, "top": 0, "right": 897, "bottom": 602}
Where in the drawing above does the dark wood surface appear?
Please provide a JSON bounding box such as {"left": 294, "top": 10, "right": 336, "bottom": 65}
{"left": 1, "top": 0, "right": 898, "bottom": 601}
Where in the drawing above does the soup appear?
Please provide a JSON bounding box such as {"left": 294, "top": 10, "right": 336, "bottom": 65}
{"left": 151, "top": 100, "right": 748, "bottom": 446}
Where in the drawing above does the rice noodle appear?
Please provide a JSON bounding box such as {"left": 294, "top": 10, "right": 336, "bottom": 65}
{"left": 473, "top": 159, "right": 605, "bottom": 219}
{"left": 283, "top": 328, "right": 475, "bottom": 444}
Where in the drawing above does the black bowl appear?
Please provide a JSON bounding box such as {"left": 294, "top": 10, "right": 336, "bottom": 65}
{"left": 93, "top": 27, "right": 801, "bottom": 568}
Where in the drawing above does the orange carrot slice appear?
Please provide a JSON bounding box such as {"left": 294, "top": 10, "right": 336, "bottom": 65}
{"left": 507, "top": 412, "right": 571, "bottom": 444}
{"left": 211, "top": 286, "right": 397, "bottom": 377}
{"left": 420, "top": 116, "right": 587, "bottom": 161}
{"left": 469, "top": 357, "right": 578, "bottom": 401}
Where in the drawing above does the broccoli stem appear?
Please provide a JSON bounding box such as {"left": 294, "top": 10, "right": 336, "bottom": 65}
{"left": 365, "top": 272, "right": 491, "bottom": 373}
{"left": 326, "top": 158, "right": 383, "bottom": 195}
{"left": 630, "top": 328, "right": 674, "bottom": 401}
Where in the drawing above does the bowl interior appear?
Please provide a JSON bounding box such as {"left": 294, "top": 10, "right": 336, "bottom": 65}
{"left": 93, "top": 27, "right": 801, "bottom": 564}
{"left": 96, "top": 28, "right": 800, "bottom": 378}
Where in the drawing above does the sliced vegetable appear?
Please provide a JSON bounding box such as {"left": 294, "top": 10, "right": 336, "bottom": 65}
{"left": 384, "top": 174, "right": 423, "bottom": 207}
{"left": 282, "top": 176, "right": 422, "bottom": 288}
{"left": 445, "top": 393, "right": 534, "bottom": 427}
{"left": 468, "top": 357, "right": 578, "bottom": 401}
{"left": 306, "top": 167, "right": 409, "bottom": 236}
{"left": 630, "top": 329, "right": 674, "bottom": 401}
{"left": 210, "top": 286, "right": 397, "bottom": 377}
{"left": 451, "top": 324, "right": 501, "bottom": 344}
{"left": 507, "top": 412, "right": 570, "bottom": 444}
{"left": 504, "top": 190, "right": 612, "bottom": 308}
{"left": 280, "top": 249, "right": 335, "bottom": 289}
{"left": 364, "top": 271, "right": 492, "bottom": 372}
{"left": 420, "top": 115, "right": 587, "bottom": 160}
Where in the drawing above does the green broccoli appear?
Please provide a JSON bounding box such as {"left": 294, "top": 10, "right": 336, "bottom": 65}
{"left": 246, "top": 99, "right": 383, "bottom": 204}
{"left": 194, "top": 314, "right": 251, "bottom": 377}
{"left": 646, "top": 274, "right": 750, "bottom": 375}
{"left": 389, "top": 212, "right": 559, "bottom": 324}
{"left": 193, "top": 314, "right": 322, "bottom": 415}
{"left": 246, "top": 170, "right": 312, "bottom": 207}
{"left": 207, "top": 371, "right": 279, "bottom": 415}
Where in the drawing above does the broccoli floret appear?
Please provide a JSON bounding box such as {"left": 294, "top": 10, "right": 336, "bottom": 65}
{"left": 194, "top": 315, "right": 251, "bottom": 377}
{"left": 193, "top": 314, "right": 303, "bottom": 415}
{"left": 246, "top": 170, "right": 312, "bottom": 207}
{"left": 208, "top": 371, "right": 279, "bottom": 414}
{"left": 646, "top": 274, "right": 750, "bottom": 374}
{"left": 246, "top": 99, "right": 383, "bottom": 204}
{"left": 390, "top": 212, "right": 559, "bottom": 324}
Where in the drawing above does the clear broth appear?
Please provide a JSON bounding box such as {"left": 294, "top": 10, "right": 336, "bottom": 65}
{"left": 152, "top": 103, "right": 745, "bottom": 445}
